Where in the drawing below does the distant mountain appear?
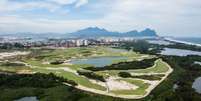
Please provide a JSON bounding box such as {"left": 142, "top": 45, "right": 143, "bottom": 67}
{"left": 69, "top": 27, "right": 158, "bottom": 38}
{"left": 0, "top": 27, "right": 158, "bottom": 39}
{"left": 69, "top": 27, "right": 120, "bottom": 37}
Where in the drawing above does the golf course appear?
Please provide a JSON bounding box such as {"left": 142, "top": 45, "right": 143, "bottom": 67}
{"left": 0, "top": 46, "right": 173, "bottom": 99}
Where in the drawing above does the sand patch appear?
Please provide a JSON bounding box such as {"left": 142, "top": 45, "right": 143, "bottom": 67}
{"left": 0, "top": 51, "right": 30, "bottom": 59}
{"left": 106, "top": 77, "right": 138, "bottom": 91}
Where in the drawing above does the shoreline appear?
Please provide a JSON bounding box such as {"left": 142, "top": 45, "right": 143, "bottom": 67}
{"left": 164, "top": 37, "right": 201, "bottom": 47}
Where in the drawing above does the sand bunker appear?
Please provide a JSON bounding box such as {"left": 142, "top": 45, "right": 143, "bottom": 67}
{"left": 106, "top": 77, "right": 138, "bottom": 91}
{"left": 0, "top": 51, "right": 30, "bottom": 59}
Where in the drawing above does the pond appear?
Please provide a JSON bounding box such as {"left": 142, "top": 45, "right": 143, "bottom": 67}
{"left": 106, "top": 48, "right": 129, "bottom": 53}
{"left": 148, "top": 40, "right": 173, "bottom": 45}
{"left": 14, "top": 97, "right": 38, "bottom": 101}
{"left": 194, "top": 61, "right": 201, "bottom": 65}
{"left": 192, "top": 77, "right": 201, "bottom": 94}
{"left": 70, "top": 56, "right": 128, "bottom": 67}
{"left": 160, "top": 48, "right": 201, "bottom": 56}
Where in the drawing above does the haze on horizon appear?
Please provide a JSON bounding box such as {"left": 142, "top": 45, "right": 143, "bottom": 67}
{"left": 0, "top": 0, "right": 201, "bottom": 37}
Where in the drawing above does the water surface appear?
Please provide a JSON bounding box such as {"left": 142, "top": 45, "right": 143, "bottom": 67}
{"left": 14, "top": 97, "right": 38, "bottom": 101}
{"left": 160, "top": 48, "right": 201, "bottom": 56}
{"left": 194, "top": 61, "right": 201, "bottom": 65}
{"left": 148, "top": 40, "right": 172, "bottom": 45}
{"left": 107, "top": 48, "right": 129, "bottom": 53}
{"left": 70, "top": 56, "right": 128, "bottom": 67}
{"left": 192, "top": 77, "right": 201, "bottom": 94}
{"left": 175, "top": 37, "right": 201, "bottom": 44}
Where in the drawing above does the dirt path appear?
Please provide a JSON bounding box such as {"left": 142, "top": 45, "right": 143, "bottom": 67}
{"left": 22, "top": 59, "right": 173, "bottom": 99}
{"left": 64, "top": 60, "right": 173, "bottom": 99}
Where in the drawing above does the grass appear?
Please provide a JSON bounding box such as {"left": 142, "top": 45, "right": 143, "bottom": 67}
{"left": 57, "top": 71, "right": 107, "bottom": 91}
{"left": 95, "top": 59, "right": 169, "bottom": 77}
{"left": 0, "top": 87, "right": 40, "bottom": 101}
{"left": 32, "top": 68, "right": 107, "bottom": 91}
{"left": 111, "top": 78, "right": 150, "bottom": 95}
{"left": 0, "top": 66, "right": 32, "bottom": 73}
{"left": 132, "top": 74, "right": 165, "bottom": 80}
{"left": 130, "top": 59, "right": 170, "bottom": 73}
{"left": 0, "top": 47, "right": 161, "bottom": 97}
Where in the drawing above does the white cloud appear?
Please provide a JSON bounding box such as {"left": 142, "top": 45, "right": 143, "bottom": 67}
{"left": 48, "top": 0, "right": 77, "bottom": 5}
{"left": 0, "top": 0, "right": 88, "bottom": 13}
{"left": 75, "top": 0, "right": 88, "bottom": 8}
{"left": 0, "top": 0, "right": 201, "bottom": 37}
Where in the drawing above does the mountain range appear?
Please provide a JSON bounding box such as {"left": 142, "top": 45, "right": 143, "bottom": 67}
{"left": 0, "top": 27, "right": 158, "bottom": 39}
{"left": 69, "top": 27, "right": 158, "bottom": 38}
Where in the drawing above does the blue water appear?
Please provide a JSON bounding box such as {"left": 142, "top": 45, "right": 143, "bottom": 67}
{"left": 14, "top": 97, "right": 38, "bottom": 101}
{"left": 160, "top": 48, "right": 201, "bottom": 56}
{"left": 174, "top": 37, "right": 201, "bottom": 44}
{"left": 70, "top": 56, "right": 128, "bottom": 67}
{"left": 192, "top": 77, "right": 201, "bottom": 94}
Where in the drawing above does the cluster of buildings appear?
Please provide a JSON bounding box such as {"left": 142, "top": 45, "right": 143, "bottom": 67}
{"left": 0, "top": 37, "right": 140, "bottom": 48}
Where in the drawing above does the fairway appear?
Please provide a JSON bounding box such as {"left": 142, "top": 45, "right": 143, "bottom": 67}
{"left": 0, "top": 46, "right": 173, "bottom": 99}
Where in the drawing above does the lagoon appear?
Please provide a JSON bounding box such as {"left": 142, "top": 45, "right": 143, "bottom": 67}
{"left": 160, "top": 48, "right": 201, "bottom": 56}
{"left": 70, "top": 56, "right": 128, "bottom": 67}
{"left": 192, "top": 77, "right": 201, "bottom": 94}
{"left": 14, "top": 97, "right": 38, "bottom": 101}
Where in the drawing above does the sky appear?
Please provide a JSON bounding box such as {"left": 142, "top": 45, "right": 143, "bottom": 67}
{"left": 0, "top": 0, "right": 201, "bottom": 37}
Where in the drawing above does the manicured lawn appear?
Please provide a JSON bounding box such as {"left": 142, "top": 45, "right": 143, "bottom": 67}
{"left": 130, "top": 59, "right": 170, "bottom": 73}
{"left": 57, "top": 71, "right": 107, "bottom": 91}
{"left": 32, "top": 68, "right": 107, "bottom": 91}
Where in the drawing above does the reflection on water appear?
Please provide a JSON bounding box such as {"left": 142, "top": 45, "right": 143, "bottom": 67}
{"left": 70, "top": 56, "right": 128, "bottom": 67}
{"left": 148, "top": 40, "right": 173, "bottom": 45}
{"left": 107, "top": 48, "right": 128, "bottom": 53}
{"left": 160, "top": 48, "right": 201, "bottom": 56}
{"left": 14, "top": 97, "right": 38, "bottom": 101}
{"left": 192, "top": 77, "right": 201, "bottom": 94}
{"left": 194, "top": 61, "right": 201, "bottom": 65}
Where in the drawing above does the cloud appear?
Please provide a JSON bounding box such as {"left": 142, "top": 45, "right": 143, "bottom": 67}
{"left": 0, "top": 0, "right": 88, "bottom": 13}
{"left": 0, "top": 0, "right": 201, "bottom": 37}
{"left": 48, "top": 0, "right": 77, "bottom": 5}
{"left": 75, "top": 0, "right": 88, "bottom": 8}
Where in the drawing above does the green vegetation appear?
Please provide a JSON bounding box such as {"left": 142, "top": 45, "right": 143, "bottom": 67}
{"left": 57, "top": 71, "right": 107, "bottom": 91}
{"left": 132, "top": 74, "right": 164, "bottom": 80}
{"left": 86, "top": 58, "right": 158, "bottom": 71}
{"left": 120, "top": 40, "right": 162, "bottom": 54}
{"left": 0, "top": 46, "right": 178, "bottom": 101}
{"left": 131, "top": 59, "right": 170, "bottom": 73}
{"left": 0, "top": 62, "right": 25, "bottom": 67}
{"left": 77, "top": 70, "right": 106, "bottom": 82}
{"left": 119, "top": 72, "right": 165, "bottom": 80}
{"left": 0, "top": 73, "right": 77, "bottom": 88}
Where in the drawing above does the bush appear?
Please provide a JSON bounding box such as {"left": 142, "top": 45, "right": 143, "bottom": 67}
{"left": 0, "top": 62, "right": 25, "bottom": 67}
{"left": 0, "top": 73, "right": 77, "bottom": 88}
{"left": 50, "top": 60, "right": 64, "bottom": 65}
{"left": 86, "top": 58, "right": 158, "bottom": 71}
{"left": 77, "top": 70, "right": 105, "bottom": 82}
{"left": 118, "top": 72, "right": 132, "bottom": 78}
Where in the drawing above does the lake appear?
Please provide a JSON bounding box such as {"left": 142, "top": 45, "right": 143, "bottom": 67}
{"left": 107, "top": 48, "right": 129, "bottom": 53}
{"left": 194, "top": 61, "right": 201, "bottom": 65}
{"left": 14, "top": 97, "right": 38, "bottom": 101}
{"left": 70, "top": 56, "right": 128, "bottom": 67}
{"left": 160, "top": 48, "right": 201, "bottom": 56}
{"left": 175, "top": 37, "right": 201, "bottom": 45}
{"left": 148, "top": 40, "right": 173, "bottom": 45}
{"left": 192, "top": 77, "right": 201, "bottom": 94}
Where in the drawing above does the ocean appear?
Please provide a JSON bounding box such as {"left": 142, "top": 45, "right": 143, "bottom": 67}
{"left": 174, "top": 37, "right": 201, "bottom": 45}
